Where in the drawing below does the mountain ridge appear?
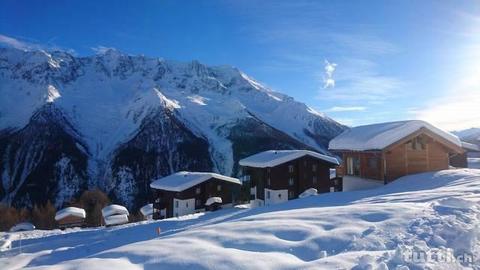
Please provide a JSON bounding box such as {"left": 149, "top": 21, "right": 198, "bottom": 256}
{"left": 0, "top": 47, "right": 346, "bottom": 209}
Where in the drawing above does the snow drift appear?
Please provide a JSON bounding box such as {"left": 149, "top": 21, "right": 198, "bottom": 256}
{"left": 1, "top": 169, "right": 479, "bottom": 269}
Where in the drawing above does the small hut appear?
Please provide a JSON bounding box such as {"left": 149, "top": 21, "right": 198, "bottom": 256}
{"left": 9, "top": 222, "right": 35, "bottom": 232}
{"left": 102, "top": 204, "right": 129, "bottom": 226}
{"left": 55, "top": 207, "right": 86, "bottom": 229}
{"left": 140, "top": 204, "right": 154, "bottom": 220}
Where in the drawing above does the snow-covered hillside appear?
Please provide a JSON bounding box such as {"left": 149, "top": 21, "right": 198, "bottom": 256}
{"left": 1, "top": 169, "right": 479, "bottom": 269}
{"left": 0, "top": 48, "right": 345, "bottom": 209}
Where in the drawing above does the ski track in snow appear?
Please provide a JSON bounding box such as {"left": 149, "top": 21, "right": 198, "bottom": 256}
{"left": 1, "top": 169, "right": 480, "bottom": 270}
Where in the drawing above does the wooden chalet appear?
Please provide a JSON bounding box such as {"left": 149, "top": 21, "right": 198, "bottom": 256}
{"left": 54, "top": 207, "right": 86, "bottom": 229}
{"left": 239, "top": 150, "right": 340, "bottom": 207}
{"left": 329, "top": 120, "right": 467, "bottom": 184}
{"left": 150, "top": 172, "right": 242, "bottom": 219}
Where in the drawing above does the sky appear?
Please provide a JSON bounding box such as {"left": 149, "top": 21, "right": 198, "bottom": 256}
{"left": 0, "top": 0, "right": 479, "bottom": 131}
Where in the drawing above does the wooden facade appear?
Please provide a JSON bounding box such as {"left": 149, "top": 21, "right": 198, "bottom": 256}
{"left": 152, "top": 177, "right": 240, "bottom": 219}
{"left": 242, "top": 155, "right": 338, "bottom": 206}
{"left": 335, "top": 128, "right": 465, "bottom": 183}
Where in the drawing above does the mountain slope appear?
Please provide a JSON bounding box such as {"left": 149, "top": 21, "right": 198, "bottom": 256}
{"left": 0, "top": 47, "right": 346, "bottom": 209}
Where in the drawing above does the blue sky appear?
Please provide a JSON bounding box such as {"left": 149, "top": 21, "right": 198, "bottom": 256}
{"left": 1, "top": 0, "right": 479, "bottom": 131}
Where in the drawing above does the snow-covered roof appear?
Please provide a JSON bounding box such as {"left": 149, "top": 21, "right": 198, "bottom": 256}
{"left": 205, "top": 197, "right": 222, "bottom": 206}
{"left": 140, "top": 204, "right": 153, "bottom": 216}
{"left": 55, "top": 207, "right": 86, "bottom": 221}
{"left": 104, "top": 214, "right": 129, "bottom": 226}
{"left": 9, "top": 222, "right": 35, "bottom": 232}
{"left": 102, "top": 204, "right": 129, "bottom": 218}
{"left": 462, "top": 141, "right": 480, "bottom": 152}
{"left": 150, "top": 171, "right": 241, "bottom": 192}
{"left": 329, "top": 120, "right": 462, "bottom": 151}
{"left": 239, "top": 150, "right": 339, "bottom": 168}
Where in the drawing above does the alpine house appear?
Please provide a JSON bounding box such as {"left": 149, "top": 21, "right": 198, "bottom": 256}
{"left": 150, "top": 172, "right": 242, "bottom": 219}
{"left": 329, "top": 120, "right": 467, "bottom": 184}
{"left": 239, "top": 150, "right": 340, "bottom": 207}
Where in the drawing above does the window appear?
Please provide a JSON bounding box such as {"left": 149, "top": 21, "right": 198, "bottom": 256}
{"left": 312, "top": 164, "right": 317, "bottom": 172}
{"left": 267, "top": 191, "right": 271, "bottom": 199}
{"left": 195, "top": 187, "right": 201, "bottom": 195}
{"left": 186, "top": 202, "right": 189, "bottom": 208}
{"left": 196, "top": 199, "right": 201, "bottom": 207}
{"left": 289, "top": 190, "right": 294, "bottom": 199}
{"left": 312, "top": 176, "right": 317, "bottom": 184}
{"left": 346, "top": 156, "right": 360, "bottom": 176}
{"left": 288, "top": 177, "right": 294, "bottom": 186}
{"left": 408, "top": 137, "right": 426, "bottom": 150}
{"left": 278, "top": 193, "right": 282, "bottom": 199}
{"left": 217, "top": 185, "right": 222, "bottom": 191}
{"left": 368, "top": 158, "right": 378, "bottom": 169}
{"left": 175, "top": 201, "right": 179, "bottom": 208}
{"left": 288, "top": 165, "right": 294, "bottom": 173}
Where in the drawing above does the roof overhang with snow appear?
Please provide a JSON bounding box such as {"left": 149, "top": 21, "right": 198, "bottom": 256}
{"left": 462, "top": 141, "right": 480, "bottom": 152}
{"left": 150, "top": 171, "right": 241, "bottom": 192}
{"left": 329, "top": 120, "right": 463, "bottom": 152}
{"left": 239, "top": 150, "right": 339, "bottom": 168}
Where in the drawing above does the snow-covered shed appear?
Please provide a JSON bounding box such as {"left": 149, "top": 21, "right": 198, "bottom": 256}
{"left": 55, "top": 207, "right": 86, "bottom": 229}
{"left": 150, "top": 171, "right": 241, "bottom": 219}
{"left": 102, "top": 204, "right": 129, "bottom": 226}
{"left": 329, "top": 120, "right": 466, "bottom": 183}
{"left": 239, "top": 150, "right": 340, "bottom": 207}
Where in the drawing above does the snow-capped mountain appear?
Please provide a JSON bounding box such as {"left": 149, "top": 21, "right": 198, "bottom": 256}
{"left": 0, "top": 47, "right": 345, "bottom": 209}
{"left": 453, "top": 128, "right": 480, "bottom": 145}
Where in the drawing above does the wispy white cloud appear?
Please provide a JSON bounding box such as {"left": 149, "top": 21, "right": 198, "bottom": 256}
{"left": 317, "top": 58, "right": 404, "bottom": 103}
{"left": 326, "top": 106, "right": 366, "bottom": 112}
{"left": 323, "top": 60, "right": 337, "bottom": 88}
{"left": 0, "top": 33, "right": 75, "bottom": 54}
{"left": 91, "top": 45, "right": 117, "bottom": 54}
{"left": 0, "top": 34, "right": 37, "bottom": 50}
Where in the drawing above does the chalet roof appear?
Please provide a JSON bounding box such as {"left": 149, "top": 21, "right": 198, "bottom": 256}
{"left": 329, "top": 120, "right": 462, "bottom": 151}
{"left": 239, "top": 150, "right": 339, "bottom": 168}
{"left": 462, "top": 141, "right": 480, "bottom": 152}
{"left": 55, "top": 207, "right": 86, "bottom": 221}
{"left": 150, "top": 171, "right": 241, "bottom": 192}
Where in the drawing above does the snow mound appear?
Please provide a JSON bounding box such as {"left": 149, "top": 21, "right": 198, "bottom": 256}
{"left": 298, "top": 188, "right": 317, "bottom": 198}
{"left": 9, "top": 222, "right": 35, "bottom": 232}
{"left": 102, "top": 205, "right": 129, "bottom": 218}
{"left": 2, "top": 169, "right": 480, "bottom": 269}
{"left": 140, "top": 204, "right": 153, "bottom": 216}
{"left": 55, "top": 207, "right": 86, "bottom": 221}
{"left": 205, "top": 197, "right": 222, "bottom": 206}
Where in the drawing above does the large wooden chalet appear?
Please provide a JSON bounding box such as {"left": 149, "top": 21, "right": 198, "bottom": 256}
{"left": 150, "top": 171, "right": 242, "bottom": 219}
{"left": 239, "top": 150, "right": 340, "bottom": 207}
{"left": 329, "top": 120, "right": 467, "bottom": 184}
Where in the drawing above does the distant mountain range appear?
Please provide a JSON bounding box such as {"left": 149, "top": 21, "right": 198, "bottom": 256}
{"left": 453, "top": 128, "right": 480, "bottom": 145}
{"left": 0, "top": 48, "right": 346, "bottom": 209}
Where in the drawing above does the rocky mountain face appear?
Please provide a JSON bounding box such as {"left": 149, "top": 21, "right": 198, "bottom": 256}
{"left": 0, "top": 47, "right": 346, "bottom": 210}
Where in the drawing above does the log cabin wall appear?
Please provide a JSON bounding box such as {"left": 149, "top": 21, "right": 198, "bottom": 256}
{"left": 384, "top": 135, "right": 450, "bottom": 182}
{"left": 57, "top": 215, "right": 84, "bottom": 227}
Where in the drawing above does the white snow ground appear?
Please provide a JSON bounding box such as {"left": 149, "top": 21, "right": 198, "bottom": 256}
{"left": 1, "top": 169, "right": 480, "bottom": 270}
